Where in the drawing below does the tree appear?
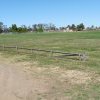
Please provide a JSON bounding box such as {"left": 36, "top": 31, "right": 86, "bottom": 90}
{"left": 67, "top": 25, "right": 71, "bottom": 29}
{"left": 27, "top": 26, "right": 32, "bottom": 32}
{"left": 16, "top": 25, "right": 28, "bottom": 33}
{"left": 49, "top": 23, "right": 56, "bottom": 30}
{"left": 0, "top": 22, "right": 3, "bottom": 33}
{"left": 37, "top": 24, "right": 44, "bottom": 32}
{"left": 21, "top": 25, "right": 28, "bottom": 32}
{"left": 71, "top": 24, "right": 76, "bottom": 31}
{"left": 43, "top": 24, "right": 49, "bottom": 31}
{"left": 77, "top": 23, "right": 85, "bottom": 31}
{"left": 3, "top": 25, "right": 8, "bottom": 33}
{"left": 90, "top": 25, "right": 95, "bottom": 30}
{"left": 17, "top": 27, "right": 23, "bottom": 33}
{"left": 10, "top": 24, "right": 18, "bottom": 32}
{"left": 32, "top": 24, "right": 38, "bottom": 32}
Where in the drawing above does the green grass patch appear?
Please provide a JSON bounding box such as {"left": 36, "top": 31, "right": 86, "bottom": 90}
{"left": 0, "top": 31, "right": 100, "bottom": 99}
{"left": 0, "top": 31, "right": 100, "bottom": 71}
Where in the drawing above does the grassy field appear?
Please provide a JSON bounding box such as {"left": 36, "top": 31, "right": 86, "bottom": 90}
{"left": 0, "top": 31, "right": 100, "bottom": 99}
{"left": 0, "top": 31, "right": 100, "bottom": 71}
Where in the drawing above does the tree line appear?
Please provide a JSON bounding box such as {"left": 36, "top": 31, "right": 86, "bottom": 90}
{"left": 59, "top": 23, "right": 85, "bottom": 31}
{"left": 0, "top": 21, "right": 100, "bottom": 33}
{"left": 0, "top": 22, "right": 56, "bottom": 33}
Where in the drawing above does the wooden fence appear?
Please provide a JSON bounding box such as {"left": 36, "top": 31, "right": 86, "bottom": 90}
{"left": 0, "top": 45, "right": 88, "bottom": 61}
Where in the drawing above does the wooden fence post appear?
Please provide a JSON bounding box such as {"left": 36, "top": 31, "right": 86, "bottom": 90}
{"left": 50, "top": 50, "right": 53, "bottom": 57}
{"left": 0, "top": 44, "right": 88, "bottom": 61}
{"left": 16, "top": 46, "right": 18, "bottom": 53}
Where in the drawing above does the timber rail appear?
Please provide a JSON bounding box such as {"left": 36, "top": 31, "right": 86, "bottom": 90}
{"left": 0, "top": 45, "right": 88, "bottom": 61}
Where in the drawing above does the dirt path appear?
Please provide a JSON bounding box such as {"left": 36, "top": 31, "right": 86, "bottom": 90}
{"left": 0, "top": 61, "right": 56, "bottom": 100}
{"left": 0, "top": 57, "right": 70, "bottom": 100}
{"left": 0, "top": 54, "right": 98, "bottom": 100}
{"left": 0, "top": 63, "right": 34, "bottom": 100}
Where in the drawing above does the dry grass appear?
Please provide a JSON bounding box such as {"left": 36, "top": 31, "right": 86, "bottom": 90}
{"left": 1, "top": 53, "right": 100, "bottom": 100}
{"left": 0, "top": 31, "right": 100, "bottom": 99}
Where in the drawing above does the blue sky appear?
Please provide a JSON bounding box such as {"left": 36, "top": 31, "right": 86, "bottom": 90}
{"left": 0, "top": 0, "right": 100, "bottom": 27}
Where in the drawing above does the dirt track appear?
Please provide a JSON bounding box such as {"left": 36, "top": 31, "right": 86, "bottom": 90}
{"left": 0, "top": 54, "right": 97, "bottom": 100}
{"left": 0, "top": 58, "right": 69, "bottom": 100}
{"left": 0, "top": 60, "right": 57, "bottom": 100}
{"left": 0, "top": 63, "right": 38, "bottom": 100}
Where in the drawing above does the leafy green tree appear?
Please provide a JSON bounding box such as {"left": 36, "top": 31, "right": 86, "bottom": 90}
{"left": 21, "top": 25, "right": 28, "bottom": 32}
{"left": 71, "top": 24, "right": 76, "bottom": 31}
{"left": 0, "top": 22, "right": 3, "bottom": 33}
{"left": 67, "top": 25, "right": 71, "bottom": 29}
{"left": 10, "top": 24, "right": 18, "bottom": 32}
{"left": 17, "top": 25, "right": 28, "bottom": 33}
{"left": 49, "top": 23, "right": 56, "bottom": 30}
{"left": 32, "top": 24, "right": 38, "bottom": 32}
{"left": 37, "top": 24, "right": 44, "bottom": 32}
{"left": 77, "top": 23, "right": 85, "bottom": 31}
{"left": 27, "top": 26, "right": 32, "bottom": 32}
{"left": 38, "top": 27, "right": 43, "bottom": 32}
{"left": 17, "top": 27, "right": 23, "bottom": 33}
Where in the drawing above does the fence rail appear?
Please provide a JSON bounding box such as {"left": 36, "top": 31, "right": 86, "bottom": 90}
{"left": 0, "top": 45, "right": 88, "bottom": 61}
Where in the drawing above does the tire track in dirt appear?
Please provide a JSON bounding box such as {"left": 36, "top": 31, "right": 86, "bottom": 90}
{"left": 0, "top": 54, "right": 99, "bottom": 100}
{"left": 0, "top": 62, "right": 53, "bottom": 100}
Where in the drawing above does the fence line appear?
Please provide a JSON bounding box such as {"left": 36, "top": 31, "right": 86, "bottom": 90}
{"left": 0, "top": 45, "right": 88, "bottom": 61}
